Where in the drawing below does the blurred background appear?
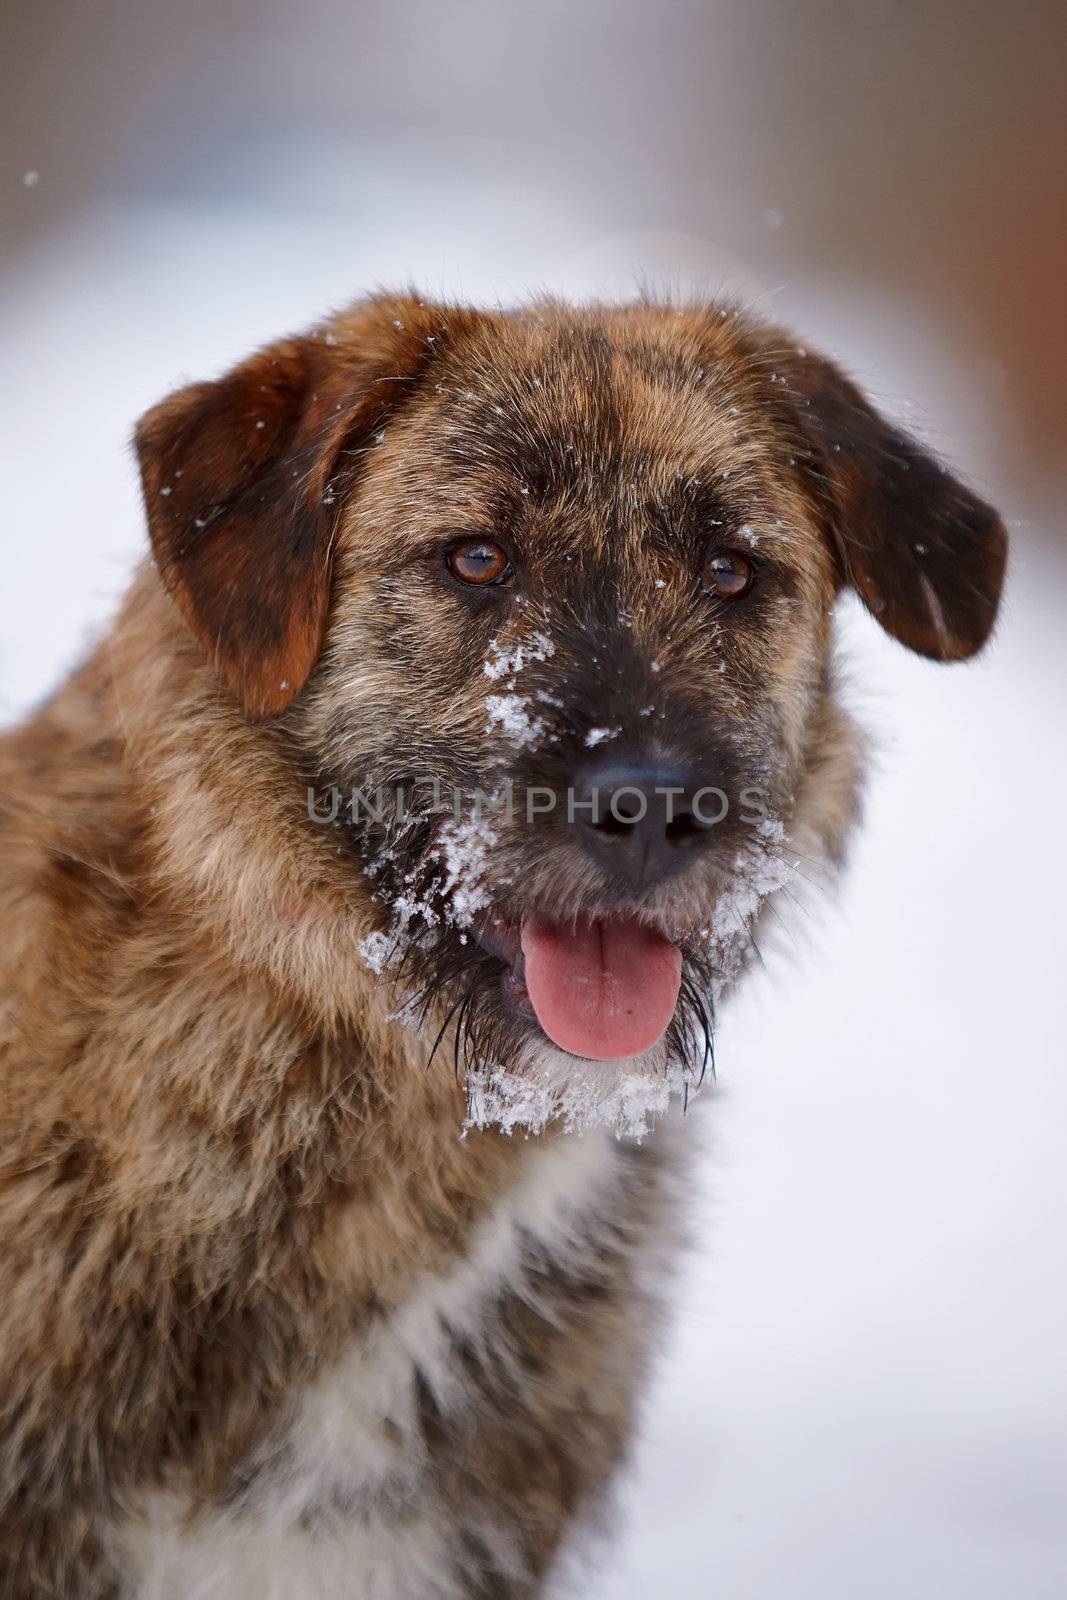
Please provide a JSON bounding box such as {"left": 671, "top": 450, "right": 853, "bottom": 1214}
{"left": 2, "top": 3, "right": 1065, "bottom": 1594}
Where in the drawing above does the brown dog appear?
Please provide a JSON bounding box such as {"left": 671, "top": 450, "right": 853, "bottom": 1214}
{"left": 0, "top": 295, "right": 1006, "bottom": 1597}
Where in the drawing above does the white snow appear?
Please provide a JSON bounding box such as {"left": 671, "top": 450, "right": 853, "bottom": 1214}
{"left": 356, "top": 930, "right": 394, "bottom": 976}
{"left": 482, "top": 630, "right": 555, "bottom": 680}
{"left": 484, "top": 692, "right": 544, "bottom": 750}
{"left": 434, "top": 813, "right": 496, "bottom": 926}
{"left": 464, "top": 1050, "right": 697, "bottom": 1144}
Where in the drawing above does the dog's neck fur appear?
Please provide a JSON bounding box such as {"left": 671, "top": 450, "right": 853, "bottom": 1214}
{"left": 1, "top": 567, "right": 682, "bottom": 1596}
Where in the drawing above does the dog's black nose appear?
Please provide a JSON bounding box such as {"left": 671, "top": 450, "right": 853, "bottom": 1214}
{"left": 570, "top": 756, "right": 718, "bottom": 892}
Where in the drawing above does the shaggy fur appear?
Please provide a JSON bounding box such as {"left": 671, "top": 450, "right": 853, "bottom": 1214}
{"left": 0, "top": 294, "right": 1006, "bottom": 1597}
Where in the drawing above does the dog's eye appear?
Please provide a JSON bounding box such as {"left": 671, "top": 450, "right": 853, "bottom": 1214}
{"left": 447, "top": 538, "right": 512, "bottom": 587}
{"left": 702, "top": 547, "right": 755, "bottom": 600}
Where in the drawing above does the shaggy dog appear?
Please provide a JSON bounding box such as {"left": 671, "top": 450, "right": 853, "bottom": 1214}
{"left": 0, "top": 295, "right": 1006, "bottom": 1598}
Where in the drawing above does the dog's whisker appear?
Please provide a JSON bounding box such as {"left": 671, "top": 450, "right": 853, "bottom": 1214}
{"left": 758, "top": 891, "right": 804, "bottom": 951}
{"left": 423, "top": 983, "right": 470, "bottom": 1071}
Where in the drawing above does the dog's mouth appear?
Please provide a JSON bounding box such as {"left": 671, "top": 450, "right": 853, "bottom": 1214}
{"left": 351, "top": 803, "right": 728, "bottom": 1085}
{"left": 472, "top": 909, "right": 683, "bottom": 1062}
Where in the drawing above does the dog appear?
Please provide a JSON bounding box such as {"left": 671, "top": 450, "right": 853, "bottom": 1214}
{"left": 0, "top": 293, "right": 1006, "bottom": 1597}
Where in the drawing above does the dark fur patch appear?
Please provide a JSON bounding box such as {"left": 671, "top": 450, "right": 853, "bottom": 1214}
{"left": 746, "top": 330, "right": 1007, "bottom": 658}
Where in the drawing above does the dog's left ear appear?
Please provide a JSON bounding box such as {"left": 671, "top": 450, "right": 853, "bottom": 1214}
{"left": 136, "top": 296, "right": 444, "bottom": 716}
{"left": 760, "top": 336, "right": 1008, "bottom": 660}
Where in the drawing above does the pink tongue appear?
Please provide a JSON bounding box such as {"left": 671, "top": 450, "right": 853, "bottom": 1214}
{"left": 520, "top": 914, "right": 682, "bottom": 1061}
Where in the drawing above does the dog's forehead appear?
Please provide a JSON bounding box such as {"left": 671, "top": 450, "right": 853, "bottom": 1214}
{"left": 434, "top": 309, "right": 770, "bottom": 487}
{"left": 351, "top": 305, "right": 822, "bottom": 579}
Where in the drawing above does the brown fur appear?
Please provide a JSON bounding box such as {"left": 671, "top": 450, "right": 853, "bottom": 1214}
{"left": 0, "top": 294, "right": 1005, "bottom": 1597}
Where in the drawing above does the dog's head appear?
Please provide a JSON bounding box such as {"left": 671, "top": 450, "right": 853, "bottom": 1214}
{"left": 137, "top": 295, "right": 1006, "bottom": 1131}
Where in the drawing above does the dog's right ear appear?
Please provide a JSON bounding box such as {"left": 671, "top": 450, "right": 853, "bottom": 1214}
{"left": 136, "top": 297, "right": 444, "bottom": 717}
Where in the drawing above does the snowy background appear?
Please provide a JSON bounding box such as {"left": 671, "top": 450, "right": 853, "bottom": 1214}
{"left": 3, "top": 3, "right": 1066, "bottom": 1595}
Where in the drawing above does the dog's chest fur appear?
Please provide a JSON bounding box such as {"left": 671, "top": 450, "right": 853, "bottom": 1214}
{"left": 106, "top": 1127, "right": 669, "bottom": 1600}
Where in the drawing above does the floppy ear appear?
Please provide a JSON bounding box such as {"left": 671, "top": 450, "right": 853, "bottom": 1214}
{"left": 765, "top": 339, "right": 1007, "bottom": 660}
{"left": 136, "top": 297, "right": 441, "bottom": 716}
